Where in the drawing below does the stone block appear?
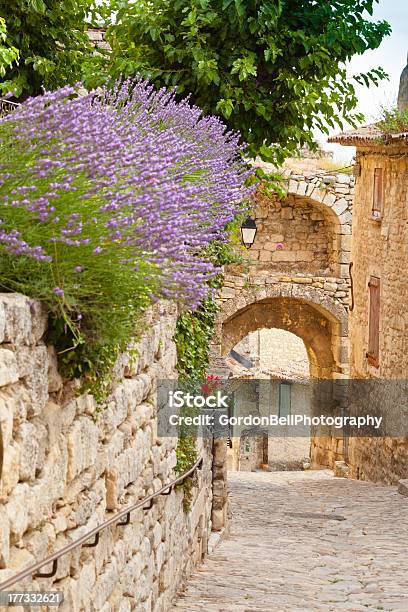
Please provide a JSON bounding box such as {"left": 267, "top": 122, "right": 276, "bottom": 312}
{"left": 333, "top": 198, "right": 349, "bottom": 216}
{"left": 155, "top": 541, "right": 165, "bottom": 574}
{"left": 259, "top": 251, "right": 271, "bottom": 262}
{"left": 339, "top": 263, "right": 350, "bottom": 279}
{"left": 271, "top": 250, "right": 299, "bottom": 262}
{"left": 0, "top": 294, "right": 47, "bottom": 345}
{"left": 323, "top": 192, "right": 337, "bottom": 207}
{"left": 106, "top": 432, "right": 149, "bottom": 509}
{"left": 26, "top": 442, "right": 68, "bottom": 529}
{"left": 340, "top": 235, "right": 352, "bottom": 251}
{"left": 0, "top": 392, "right": 14, "bottom": 448}
{"left": 8, "top": 547, "right": 35, "bottom": 571}
{"left": 47, "top": 346, "right": 63, "bottom": 392}
{"left": 0, "top": 512, "right": 10, "bottom": 568}
{"left": 0, "top": 442, "right": 20, "bottom": 499}
{"left": 297, "top": 181, "right": 308, "bottom": 196}
{"left": 221, "top": 287, "right": 235, "bottom": 298}
{"left": 72, "top": 480, "right": 106, "bottom": 527}
{"left": 18, "top": 345, "right": 48, "bottom": 416}
{"left": 339, "top": 210, "right": 352, "bottom": 224}
{"left": 263, "top": 241, "right": 278, "bottom": 251}
{"left": 67, "top": 417, "right": 99, "bottom": 481}
{"left": 211, "top": 508, "right": 226, "bottom": 531}
{"left": 398, "top": 479, "right": 408, "bottom": 497}
{"left": 339, "top": 251, "right": 351, "bottom": 264}
{"left": 0, "top": 349, "right": 18, "bottom": 387}
{"left": 288, "top": 179, "right": 298, "bottom": 194}
{"left": 0, "top": 301, "right": 5, "bottom": 344}
{"left": 281, "top": 207, "right": 293, "bottom": 220}
{"left": 16, "top": 422, "right": 40, "bottom": 481}
{"left": 115, "top": 599, "right": 132, "bottom": 612}
{"left": 91, "top": 559, "right": 120, "bottom": 611}
{"left": 297, "top": 251, "right": 314, "bottom": 262}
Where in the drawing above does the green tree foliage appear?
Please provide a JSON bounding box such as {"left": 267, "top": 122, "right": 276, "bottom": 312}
{"left": 0, "top": 0, "right": 96, "bottom": 98}
{"left": 0, "top": 17, "right": 18, "bottom": 78}
{"left": 107, "top": 0, "right": 391, "bottom": 162}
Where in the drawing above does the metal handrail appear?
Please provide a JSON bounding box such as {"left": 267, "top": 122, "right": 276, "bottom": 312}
{"left": 0, "top": 455, "right": 204, "bottom": 590}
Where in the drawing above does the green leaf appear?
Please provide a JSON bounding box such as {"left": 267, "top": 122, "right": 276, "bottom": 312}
{"left": 105, "top": 0, "right": 391, "bottom": 162}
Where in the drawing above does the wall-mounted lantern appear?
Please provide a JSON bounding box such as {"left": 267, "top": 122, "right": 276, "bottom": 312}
{"left": 240, "top": 217, "right": 257, "bottom": 249}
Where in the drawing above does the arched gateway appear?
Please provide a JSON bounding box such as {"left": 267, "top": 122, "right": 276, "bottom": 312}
{"left": 210, "top": 169, "right": 353, "bottom": 519}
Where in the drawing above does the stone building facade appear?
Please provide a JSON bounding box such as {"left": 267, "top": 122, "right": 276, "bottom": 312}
{"left": 0, "top": 295, "right": 213, "bottom": 611}
{"left": 330, "top": 125, "right": 408, "bottom": 484}
{"left": 213, "top": 168, "right": 354, "bottom": 469}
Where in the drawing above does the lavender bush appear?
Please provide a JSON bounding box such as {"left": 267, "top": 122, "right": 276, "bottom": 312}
{"left": 0, "top": 80, "right": 251, "bottom": 393}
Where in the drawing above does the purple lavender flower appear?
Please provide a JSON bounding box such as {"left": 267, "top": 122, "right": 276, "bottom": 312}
{"left": 0, "top": 79, "right": 254, "bottom": 308}
{"left": 52, "top": 287, "right": 64, "bottom": 297}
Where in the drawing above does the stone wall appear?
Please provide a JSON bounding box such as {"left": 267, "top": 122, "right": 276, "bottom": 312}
{"left": 234, "top": 328, "right": 309, "bottom": 377}
{"left": 249, "top": 166, "right": 354, "bottom": 279}
{"left": 257, "top": 329, "right": 309, "bottom": 377}
{"left": 250, "top": 191, "right": 336, "bottom": 275}
{"left": 346, "top": 146, "right": 408, "bottom": 484}
{"left": 0, "top": 294, "right": 213, "bottom": 611}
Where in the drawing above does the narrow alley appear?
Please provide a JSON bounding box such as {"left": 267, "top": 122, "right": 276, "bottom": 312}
{"left": 173, "top": 471, "right": 408, "bottom": 611}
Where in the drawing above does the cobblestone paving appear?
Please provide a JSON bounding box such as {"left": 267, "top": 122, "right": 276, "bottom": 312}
{"left": 172, "top": 470, "right": 408, "bottom": 611}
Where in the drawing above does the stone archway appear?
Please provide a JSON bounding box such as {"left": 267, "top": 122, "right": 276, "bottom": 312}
{"left": 216, "top": 282, "right": 348, "bottom": 377}
{"left": 212, "top": 284, "right": 349, "bottom": 472}
{"left": 222, "top": 297, "right": 336, "bottom": 378}
{"left": 210, "top": 169, "right": 353, "bottom": 530}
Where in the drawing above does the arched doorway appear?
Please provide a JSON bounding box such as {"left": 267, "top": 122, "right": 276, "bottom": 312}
{"left": 212, "top": 285, "right": 348, "bottom": 469}
{"left": 227, "top": 327, "right": 312, "bottom": 472}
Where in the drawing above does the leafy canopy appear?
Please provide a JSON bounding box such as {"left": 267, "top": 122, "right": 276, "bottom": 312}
{"left": 0, "top": 0, "right": 96, "bottom": 98}
{"left": 106, "top": 0, "right": 391, "bottom": 162}
{"left": 0, "top": 17, "right": 18, "bottom": 78}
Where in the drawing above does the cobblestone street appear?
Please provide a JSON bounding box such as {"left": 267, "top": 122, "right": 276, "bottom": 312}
{"left": 172, "top": 470, "right": 408, "bottom": 611}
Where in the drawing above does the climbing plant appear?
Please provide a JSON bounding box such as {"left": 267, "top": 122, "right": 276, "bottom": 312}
{"left": 174, "top": 222, "right": 244, "bottom": 490}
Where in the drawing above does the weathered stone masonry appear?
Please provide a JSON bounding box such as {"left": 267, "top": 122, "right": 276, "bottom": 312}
{"left": 0, "top": 295, "right": 212, "bottom": 611}
{"left": 210, "top": 170, "right": 354, "bottom": 483}
{"left": 330, "top": 122, "right": 408, "bottom": 485}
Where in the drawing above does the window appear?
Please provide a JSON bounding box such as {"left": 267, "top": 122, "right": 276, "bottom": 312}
{"left": 279, "top": 382, "right": 291, "bottom": 417}
{"left": 367, "top": 276, "right": 380, "bottom": 368}
{"left": 372, "top": 168, "right": 384, "bottom": 217}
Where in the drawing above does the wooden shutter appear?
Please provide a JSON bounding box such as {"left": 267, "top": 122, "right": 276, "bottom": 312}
{"left": 279, "top": 382, "right": 291, "bottom": 417}
{"left": 373, "top": 168, "right": 383, "bottom": 215}
{"left": 367, "top": 276, "right": 380, "bottom": 367}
